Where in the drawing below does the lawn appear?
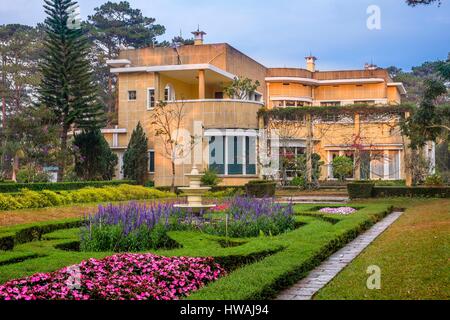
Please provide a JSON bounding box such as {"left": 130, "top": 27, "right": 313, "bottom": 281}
{"left": 315, "top": 198, "right": 450, "bottom": 300}
{"left": 0, "top": 200, "right": 394, "bottom": 300}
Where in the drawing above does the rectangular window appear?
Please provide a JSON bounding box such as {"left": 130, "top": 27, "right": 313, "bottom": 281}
{"left": 215, "top": 92, "right": 224, "bottom": 99}
{"left": 388, "top": 151, "right": 400, "bottom": 180}
{"left": 164, "top": 87, "right": 170, "bottom": 101}
{"left": 321, "top": 101, "right": 341, "bottom": 107}
{"left": 228, "top": 136, "right": 243, "bottom": 175}
{"left": 128, "top": 90, "right": 137, "bottom": 101}
{"left": 148, "top": 88, "right": 155, "bottom": 109}
{"left": 371, "top": 151, "right": 385, "bottom": 179}
{"left": 149, "top": 150, "right": 155, "bottom": 173}
{"left": 208, "top": 136, "right": 225, "bottom": 175}
{"left": 208, "top": 133, "right": 257, "bottom": 176}
{"left": 246, "top": 137, "right": 257, "bottom": 175}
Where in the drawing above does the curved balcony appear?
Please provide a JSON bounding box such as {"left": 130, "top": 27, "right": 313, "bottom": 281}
{"left": 165, "top": 99, "right": 264, "bottom": 129}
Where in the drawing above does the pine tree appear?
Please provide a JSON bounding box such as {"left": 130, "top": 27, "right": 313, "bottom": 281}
{"left": 38, "top": 0, "right": 106, "bottom": 181}
{"left": 73, "top": 129, "right": 118, "bottom": 181}
{"left": 123, "top": 122, "right": 149, "bottom": 185}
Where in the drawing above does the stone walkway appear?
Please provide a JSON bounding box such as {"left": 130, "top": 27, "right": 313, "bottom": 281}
{"left": 276, "top": 211, "right": 403, "bottom": 300}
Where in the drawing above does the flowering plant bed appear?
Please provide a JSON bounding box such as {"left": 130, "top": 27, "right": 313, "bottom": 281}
{"left": 319, "top": 207, "right": 358, "bottom": 215}
{"left": 0, "top": 254, "right": 225, "bottom": 300}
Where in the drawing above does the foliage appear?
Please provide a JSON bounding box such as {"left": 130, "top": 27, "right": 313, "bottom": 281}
{"left": 81, "top": 203, "right": 179, "bottom": 252}
{"left": 123, "top": 122, "right": 149, "bottom": 185}
{"left": 201, "top": 168, "right": 222, "bottom": 187}
{"left": 319, "top": 207, "right": 357, "bottom": 215}
{"left": 332, "top": 156, "right": 354, "bottom": 181}
{"left": 245, "top": 180, "right": 276, "bottom": 198}
{"left": 372, "top": 186, "right": 450, "bottom": 198}
{"left": 0, "top": 185, "right": 174, "bottom": 211}
{"left": 223, "top": 77, "right": 260, "bottom": 100}
{"left": 0, "top": 253, "right": 224, "bottom": 300}
{"left": 424, "top": 174, "right": 445, "bottom": 186}
{"left": 290, "top": 176, "right": 306, "bottom": 188}
{"left": 85, "top": 1, "right": 166, "bottom": 120}
{"left": 73, "top": 129, "right": 118, "bottom": 181}
{"left": 347, "top": 183, "right": 375, "bottom": 199}
{"left": 200, "top": 197, "right": 296, "bottom": 238}
{"left": 282, "top": 153, "right": 323, "bottom": 187}
{"left": 37, "top": 0, "right": 106, "bottom": 181}
{"left": 16, "top": 165, "right": 51, "bottom": 184}
{"left": 0, "top": 180, "right": 136, "bottom": 193}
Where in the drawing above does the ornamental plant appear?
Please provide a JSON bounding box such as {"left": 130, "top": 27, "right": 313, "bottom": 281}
{"left": 81, "top": 202, "right": 182, "bottom": 252}
{"left": 202, "top": 197, "right": 296, "bottom": 238}
{"left": 319, "top": 207, "right": 357, "bottom": 215}
{"left": 0, "top": 254, "right": 225, "bottom": 300}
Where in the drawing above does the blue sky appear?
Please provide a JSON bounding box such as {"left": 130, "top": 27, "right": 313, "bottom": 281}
{"left": 1, "top": 0, "right": 449, "bottom": 71}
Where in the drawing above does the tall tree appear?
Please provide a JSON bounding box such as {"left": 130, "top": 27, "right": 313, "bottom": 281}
{"left": 86, "top": 1, "right": 166, "bottom": 121}
{"left": 37, "top": 0, "right": 106, "bottom": 182}
{"left": 123, "top": 122, "right": 149, "bottom": 185}
{"left": 73, "top": 129, "right": 118, "bottom": 181}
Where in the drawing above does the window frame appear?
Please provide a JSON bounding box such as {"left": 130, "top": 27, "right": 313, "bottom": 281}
{"left": 128, "top": 90, "right": 137, "bottom": 101}
{"left": 147, "top": 87, "right": 155, "bottom": 110}
{"left": 148, "top": 149, "right": 155, "bottom": 174}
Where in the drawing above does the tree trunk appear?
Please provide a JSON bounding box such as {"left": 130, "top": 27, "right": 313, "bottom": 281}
{"left": 171, "top": 161, "right": 176, "bottom": 193}
{"left": 58, "top": 124, "right": 69, "bottom": 182}
{"left": 306, "top": 113, "right": 313, "bottom": 184}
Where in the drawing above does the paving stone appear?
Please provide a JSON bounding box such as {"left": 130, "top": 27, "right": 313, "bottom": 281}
{"left": 276, "top": 212, "right": 403, "bottom": 300}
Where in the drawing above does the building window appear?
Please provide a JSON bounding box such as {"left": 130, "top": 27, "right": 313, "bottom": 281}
{"left": 208, "top": 132, "right": 257, "bottom": 176}
{"left": 147, "top": 88, "right": 155, "bottom": 109}
{"left": 215, "top": 92, "right": 224, "bottom": 99}
{"left": 128, "top": 90, "right": 137, "bottom": 101}
{"left": 149, "top": 150, "right": 155, "bottom": 173}
{"left": 164, "top": 84, "right": 175, "bottom": 101}
{"left": 321, "top": 101, "right": 341, "bottom": 107}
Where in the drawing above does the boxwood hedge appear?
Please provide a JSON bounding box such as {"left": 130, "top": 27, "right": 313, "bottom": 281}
{"left": 0, "top": 180, "right": 136, "bottom": 194}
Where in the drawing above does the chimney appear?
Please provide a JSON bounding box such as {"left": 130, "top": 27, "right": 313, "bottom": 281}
{"left": 192, "top": 26, "right": 206, "bottom": 45}
{"left": 305, "top": 55, "right": 317, "bottom": 72}
{"left": 364, "top": 63, "right": 378, "bottom": 70}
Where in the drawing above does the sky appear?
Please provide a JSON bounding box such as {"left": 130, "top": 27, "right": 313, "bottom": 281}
{"left": 0, "top": 0, "right": 449, "bottom": 71}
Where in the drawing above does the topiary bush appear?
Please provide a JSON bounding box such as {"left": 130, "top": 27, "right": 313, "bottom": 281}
{"left": 0, "top": 180, "right": 136, "bottom": 194}
{"left": 0, "top": 185, "right": 175, "bottom": 211}
{"left": 372, "top": 186, "right": 450, "bottom": 198}
{"left": 347, "top": 182, "right": 375, "bottom": 199}
{"left": 424, "top": 174, "right": 445, "bottom": 187}
{"left": 245, "top": 180, "right": 276, "bottom": 198}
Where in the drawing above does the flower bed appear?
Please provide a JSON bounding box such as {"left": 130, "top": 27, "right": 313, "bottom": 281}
{"left": 0, "top": 254, "right": 225, "bottom": 300}
{"left": 319, "top": 207, "right": 357, "bottom": 215}
{"left": 81, "top": 202, "right": 182, "bottom": 252}
{"left": 201, "top": 197, "right": 296, "bottom": 238}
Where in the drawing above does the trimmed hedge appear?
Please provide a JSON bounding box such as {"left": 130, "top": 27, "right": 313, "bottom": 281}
{"left": 347, "top": 183, "right": 375, "bottom": 199}
{"left": 372, "top": 186, "right": 450, "bottom": 198}
{"left": 0, "top": 220, "right": 82, "bottom": 251}
{"left": 245, "top": 180, "right": 276, "bottom": 198}
{"left": 0, "top": 180, "right": 136, "bottom": 194}
{"left": 0, "top": 185, "right": 175, "bottom": 211}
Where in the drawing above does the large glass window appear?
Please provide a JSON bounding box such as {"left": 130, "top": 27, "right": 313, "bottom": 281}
{"left": 208, "top": 134, "right": 257, "bottom": 176}
{"left": 371, "top": 151, "right": 385, "bottom": 179}
{"left": 208, "top": 136, "right": 225, "bottom": 175}
{"left": 388, "top": 151, "right": 400, "bottom": 180}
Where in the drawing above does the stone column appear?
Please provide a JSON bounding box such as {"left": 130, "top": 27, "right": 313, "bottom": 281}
{"left": 198, "top": 70, "right": 206, "bottom": 99}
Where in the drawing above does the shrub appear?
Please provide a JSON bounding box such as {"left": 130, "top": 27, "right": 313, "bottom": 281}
{"left": 16, "top": 166, "right": 51, "bottom": 184}
{"left": 372, "top": 186, "right": 450, "bottom": 198}
{"left": 201, "top": 168, "right": 222, "bottom": 187}
{"left": 200, "top": 197, "right": 296, "bottom": 238}
{"left": 347, "top": 182, "right": 375, "bottom": 199}
{"left": 332, "top": 156, "right": 354, "bottom": 181}
{"left": 0, "top": 185, "right": 175, "bottom": 211}
{"left": 424, "top": 174, "right": 445, "bottom": 186}
{"left": 0, "top": 180, "right": 136, "bottom": 194}
{"left": 245, "top": 180, "right": 276, "bottom": 198}
{"left": 290, "top": 176, "right": 306, "bottom": 188}
{"left": 80, "top": 203, "right": 179, "bottom": 252}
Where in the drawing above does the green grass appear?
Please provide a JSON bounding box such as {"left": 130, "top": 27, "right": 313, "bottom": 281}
{"left": 315, "top": 198, "right": 449, "bottom": 300}
{"left": 0, "top": 202, "right": 395, "bottom": 300}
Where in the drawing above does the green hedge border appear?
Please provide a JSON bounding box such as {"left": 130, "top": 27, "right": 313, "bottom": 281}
{"left": 348, "top": 183, "right": 450, "bottom": 199}
{"left": 0, "top": 180, "right": 137, "bottom": 194}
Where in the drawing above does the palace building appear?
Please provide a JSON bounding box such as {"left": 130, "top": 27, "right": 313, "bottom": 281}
{"left": 103, "top": 30, "right": 434, "bottom": 187}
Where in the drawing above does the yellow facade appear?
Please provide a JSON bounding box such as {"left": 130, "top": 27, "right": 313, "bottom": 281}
{"left": 105, "top": 41, "right": 411, "bottom": 186}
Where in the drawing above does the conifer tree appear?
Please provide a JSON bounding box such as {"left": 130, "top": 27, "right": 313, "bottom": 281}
{"left": 123, "top": 122, "right": 149, "bottom": 185}
{"left": 38, "top": 0, "right": 106, "bottom": 181}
